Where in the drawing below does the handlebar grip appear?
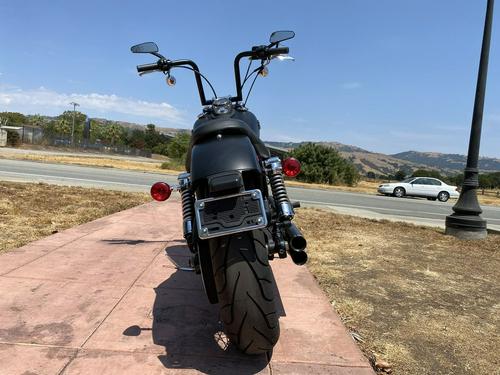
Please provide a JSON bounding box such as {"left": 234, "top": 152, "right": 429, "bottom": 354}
{"left": 137, "top": 62, "right": 159, "bottom": 73}
{"left": 268, "top": 47, "right": 289, "bottom": 56}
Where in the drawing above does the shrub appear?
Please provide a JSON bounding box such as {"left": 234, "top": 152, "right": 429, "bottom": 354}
{"left": 290, "top": 143, "right": 360, "bottom": 186}
{"left": 167, "top": 133, "right": 191, "bottom": 162}
{"left": 160, "top": 160, "right": 184, "bottom": 171}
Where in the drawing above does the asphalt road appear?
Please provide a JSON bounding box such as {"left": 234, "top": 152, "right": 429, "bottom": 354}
{"left": 2, "top": 158, "right": 500, "bottom": 231}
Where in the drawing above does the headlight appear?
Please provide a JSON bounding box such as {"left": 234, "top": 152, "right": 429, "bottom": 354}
{"left": 212, "top": 97, "right": 232, "bottom": 115}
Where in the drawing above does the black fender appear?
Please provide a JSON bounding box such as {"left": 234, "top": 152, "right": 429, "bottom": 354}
{"left": 190, "top": 134, "right": 261, "bottom": 187}
{"left": 190, "top": 134, "right": 263, "bottom": 304}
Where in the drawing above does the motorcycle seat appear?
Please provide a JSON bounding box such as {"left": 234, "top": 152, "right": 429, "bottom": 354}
{"left": 190, "top": 118, "right": 271, "bottom": 158}
{"left": 185, "top": 118, "right": 270, "bottom": 171}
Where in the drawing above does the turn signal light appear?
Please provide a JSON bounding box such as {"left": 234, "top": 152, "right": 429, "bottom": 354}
{"left": 283, "top": 157, "right": 301, "bottom": 177}
{"left": 150, "top": 182, "right": 172, "bottom": 201}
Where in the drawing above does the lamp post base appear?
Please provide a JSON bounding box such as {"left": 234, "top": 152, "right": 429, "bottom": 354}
{"left": 445, "top": 214, "right": 487, "bottom": 239}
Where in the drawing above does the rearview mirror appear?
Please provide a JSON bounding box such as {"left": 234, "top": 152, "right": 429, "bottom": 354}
{"left": 269, "top": 30, "right": 295, "bottom": 45}
{"left": 131, "top": 42, "right": 159, "bottom": 54}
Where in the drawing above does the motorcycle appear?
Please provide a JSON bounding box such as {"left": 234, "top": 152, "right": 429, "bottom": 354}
{"left": 131, "top": 31, "right": 307, "bottom": 355}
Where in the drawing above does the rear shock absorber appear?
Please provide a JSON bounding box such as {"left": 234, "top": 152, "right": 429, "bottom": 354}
{"left": 178, "top": 172, "right": 194, "bottom": 250}
{"left": 265, "top": 157, "right": 294, "bottom": 220}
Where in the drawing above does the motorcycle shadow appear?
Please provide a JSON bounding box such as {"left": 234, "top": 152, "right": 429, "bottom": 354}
{"left": 124, "top": 244, "right": 285, "bottom": 374}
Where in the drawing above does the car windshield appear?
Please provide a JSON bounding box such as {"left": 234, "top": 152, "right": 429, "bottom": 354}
{"left": 401, "top": 178, "right": 415, "bottom": 183}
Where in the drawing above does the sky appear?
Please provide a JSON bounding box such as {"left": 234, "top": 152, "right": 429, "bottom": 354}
{"left": 0, "top": 0, "right": 499, "bottom": 157}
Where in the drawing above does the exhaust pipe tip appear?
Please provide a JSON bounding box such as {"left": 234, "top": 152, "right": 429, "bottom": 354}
{"left": 289, "top": 248, "right": 308, "bottom": 265}
{"left": 289, "top": 236, "right": 306, "bottom": 252}
{"left": 284, "top": 223, "right": 308, "bottom": 265}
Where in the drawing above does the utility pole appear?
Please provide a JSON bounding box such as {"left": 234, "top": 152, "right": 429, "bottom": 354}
{"left": 69, "top": 101, "right": 79, "bottom": 146}
{"left": 445, "top": 0, "right": 495, "bottom": 239}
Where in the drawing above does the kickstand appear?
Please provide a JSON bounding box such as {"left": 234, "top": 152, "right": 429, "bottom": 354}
{"left": 164, "top": 251, "right": 195, "bottom": 272}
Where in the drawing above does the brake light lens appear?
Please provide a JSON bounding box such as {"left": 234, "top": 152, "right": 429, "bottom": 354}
{"left": 150, "top": 182, "right": 172, "bottom": 201}
{"left": 283, "top": 157, "right": 301, "bottom": 177}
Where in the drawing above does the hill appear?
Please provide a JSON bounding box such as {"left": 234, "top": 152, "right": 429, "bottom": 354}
{"left": 391, "top": 151, "right": 500, "bottom": 173}
{"left": 265, "top": 141, "right": 500, "bottom": 176}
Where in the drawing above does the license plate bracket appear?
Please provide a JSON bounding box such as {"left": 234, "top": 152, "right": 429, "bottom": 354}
{"left": 194, "top": 189, "right": 267, "bottom": 239}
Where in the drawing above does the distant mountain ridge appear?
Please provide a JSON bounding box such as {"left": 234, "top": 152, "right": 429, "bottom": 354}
{"left": 265, "top": 141, "right": 500, "bottom": 176}
{"left": 391, "top": 151, "right": 500, "bottom": 173}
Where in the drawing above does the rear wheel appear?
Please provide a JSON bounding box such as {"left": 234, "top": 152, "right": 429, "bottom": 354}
{"left": 209, "top": 231, "right": 279, "bottom": 355}
{"left": 438, "top": 191, "right": 450, "bottom": 202}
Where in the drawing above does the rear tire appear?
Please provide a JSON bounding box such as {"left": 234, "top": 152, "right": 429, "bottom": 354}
{"left": 438, "top": 191, "right": 450, "bottom": 202}
{"left": 210, "top": 231, "right": 279, "bottom": 355}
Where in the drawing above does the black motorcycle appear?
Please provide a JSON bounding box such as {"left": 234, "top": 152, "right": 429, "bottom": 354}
{"left": 131, "top": 31, "right": 307, "bottom": 355}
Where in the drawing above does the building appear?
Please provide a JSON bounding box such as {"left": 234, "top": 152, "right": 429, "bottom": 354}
{"left": 0, "top": 125, "right": 22, "bottom": 147}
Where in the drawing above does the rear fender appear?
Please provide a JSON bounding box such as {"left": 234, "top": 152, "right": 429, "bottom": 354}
{"left": 190, "top": 135, "right": 262, "bottom": 188}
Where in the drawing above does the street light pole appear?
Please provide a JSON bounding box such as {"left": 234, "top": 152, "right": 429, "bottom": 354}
{"left": 445, "top": 0, "right": 495, "bottom": 239}
{"left": 69, "top": 101, "right": 79, "bottom": 146}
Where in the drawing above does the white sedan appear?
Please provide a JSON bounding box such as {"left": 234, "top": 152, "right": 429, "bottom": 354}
{"left": 377, "top": 177, "right": 460, "bottom": 202}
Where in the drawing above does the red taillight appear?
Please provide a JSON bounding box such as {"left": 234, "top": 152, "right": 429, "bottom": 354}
{"left": 150, "top": 182, "right": 172, "bottom": 201}
{"left": 283, "top": 157, "right": 301, "bottom": 177}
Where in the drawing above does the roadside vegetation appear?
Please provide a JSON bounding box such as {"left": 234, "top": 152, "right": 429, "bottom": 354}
{"left": 296, "top": 208, "right": 499, "bottom": 375}
{"left": 290, "top": 143, "right": 360, "bottom": 186}
{"left": 0, "top": 111, "right": 190, "bottom": 161}
{"left": 0, "top": 181, "right": 149, "bottom": 252}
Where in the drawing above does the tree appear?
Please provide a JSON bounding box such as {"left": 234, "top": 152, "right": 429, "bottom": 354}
{"left": 55, "top": 118, "right": 71, "bottom": 135}
{"left": 395, "top": 170, "right": 406, "bottom": 181}
{"left": 0, "top": 112, "right": 27, "bottom": 125}
{"left": 101, "top": 122, "right": 125, "bottom": 145}
{"left": 144, "top": 123, "right": 168, "bottom": 150}
{"left": 28, "top": 114, "right": 45, "bottom": 128}
{"left": 57, "top": 111, "right": 87, "bottom": 142}
{"left": 290, "top": 143, "right": 360, "bottom": 186}
{"left": 126, "top": 128, "right": 146, "bottom": 149}
{"left": 167, "top": 133, "right": 191, "bottom": 162}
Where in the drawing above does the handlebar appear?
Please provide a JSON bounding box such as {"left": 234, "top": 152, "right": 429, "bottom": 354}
{"left": 137, "top": 62, "right": 161, "bottom": 74}
{"left": 136, "top": 59, "right": 210, "bottom": 105}
{"left": 232, "top": 47, "right": 289, "bottom": 102}
{"left": 267, "top": 47, "right": 289, "bottom": 57}
{"left": 135, "top": 46, "right": 290, "bottom": 105}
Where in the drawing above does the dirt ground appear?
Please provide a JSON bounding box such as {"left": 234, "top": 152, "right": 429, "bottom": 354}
{"left": 0, "top": 181, "right": 149, "bottom": 252}
{"left": 295, "top": 208, "right": 500, "bottom": 375}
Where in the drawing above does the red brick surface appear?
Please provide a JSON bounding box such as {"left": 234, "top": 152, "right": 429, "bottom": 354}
{"left": 0, "top": 201, "right": 374, "bottom": 374}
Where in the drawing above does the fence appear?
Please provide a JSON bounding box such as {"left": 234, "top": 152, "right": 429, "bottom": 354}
{"left": 479, "top": 189, "right": 500, "bottom": 198}
{"left": 12, "top": 126, "right": 151, "bottom": 158}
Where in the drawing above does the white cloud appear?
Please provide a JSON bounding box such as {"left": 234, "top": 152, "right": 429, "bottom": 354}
{"left": 0, "top": 85, "right": 187, "bottom": 126}
{"left": 341, "top": 82, "right": 362, "bottom": 90}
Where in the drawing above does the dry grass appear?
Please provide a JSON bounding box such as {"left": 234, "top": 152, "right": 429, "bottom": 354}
{"left": 295, "top": 208, "right": 500, "bottom": 375}
{"left": 0, "top": 153, "right": 181, "bottom": 174}
{"left": 0, "top": 181, "right": 149, "bottom": 252}
{"left": 287, "top": 179, "right": 380, "bottom": 194}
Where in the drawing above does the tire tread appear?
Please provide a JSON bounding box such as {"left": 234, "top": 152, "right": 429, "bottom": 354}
{"left": 210, "top": 231, "right": 280, "bottom": 354}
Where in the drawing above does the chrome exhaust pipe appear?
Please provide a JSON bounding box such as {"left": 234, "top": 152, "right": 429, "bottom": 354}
{"left": 284, "top": 223, "right": 308, "bottom": 265}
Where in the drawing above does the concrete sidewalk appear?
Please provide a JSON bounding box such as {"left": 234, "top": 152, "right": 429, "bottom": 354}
{"left": 0, "top": 201, "right": 374, "bottom": 374}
